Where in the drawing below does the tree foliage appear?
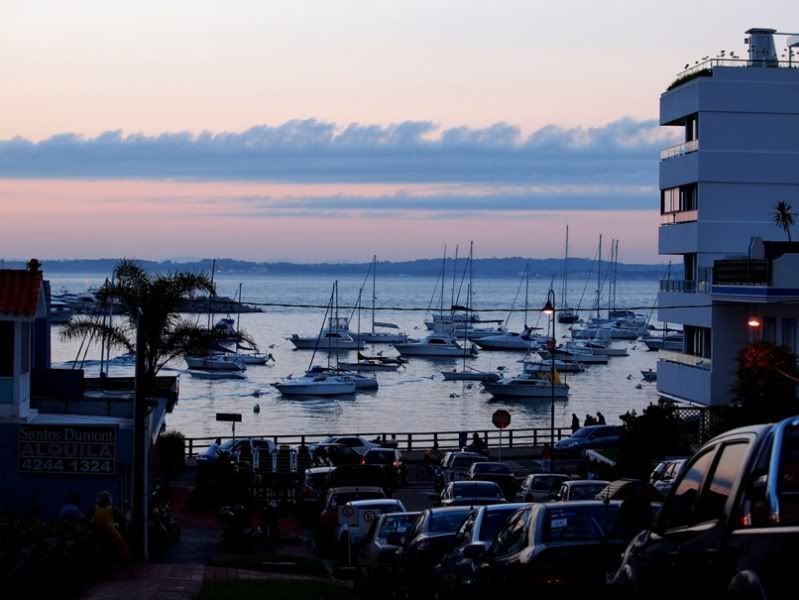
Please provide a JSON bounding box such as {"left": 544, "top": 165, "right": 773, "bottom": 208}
{"left": 62, "top": 258, "right": 254, "bottom": 391}
{"left": 772, "top": 200, "right": 797, "bottom": 242}
{"left": 733, "top": 342, "right": 799, "bottom": 422}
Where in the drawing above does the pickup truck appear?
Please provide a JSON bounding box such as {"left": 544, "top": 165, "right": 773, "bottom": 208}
{"left": 614, "top": 415, "right": 799, "bottom": 600}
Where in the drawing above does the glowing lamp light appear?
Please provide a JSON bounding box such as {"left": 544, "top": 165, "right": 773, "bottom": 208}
{"left": 542, "top": 299, "right": 554, "bottom": 316}
{"left": 747, "top": 317, "right": 762, "bottom": 329}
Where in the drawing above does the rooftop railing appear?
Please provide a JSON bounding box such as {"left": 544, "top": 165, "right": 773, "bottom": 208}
{"left": 660, "top": 139, "right": 699, "bottom": 161}
{"left": 674, "top": 57, "right": 798, "bottom": 80}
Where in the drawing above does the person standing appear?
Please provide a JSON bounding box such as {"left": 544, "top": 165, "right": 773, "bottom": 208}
{"left": 59, "top": 491, "right": 88, "bottom": 523}
{"left": 541, "top": 443, "right": 553, "bottom": 473}
{"left": 93, "top": 491, "right": 134, "bottom": 577}
{"left": 596, "top": 411, "right": 606, "bottom": 425}
{"left": 571, "top": 413, "right": 580, "bottom": 434}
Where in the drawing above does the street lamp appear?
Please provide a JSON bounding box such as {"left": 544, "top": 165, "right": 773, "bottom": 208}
{"left": 543, "top": 290, "right": 556, "bottom": 472}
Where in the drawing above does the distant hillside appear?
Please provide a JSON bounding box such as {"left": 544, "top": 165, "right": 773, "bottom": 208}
{"left": 1, "top": 257, "right": 680, "bottom": 280}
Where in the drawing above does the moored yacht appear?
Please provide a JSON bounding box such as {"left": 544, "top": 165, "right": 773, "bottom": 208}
{"left": 482, "top": 371, "right": 569, "bottom": 399}
{"left": 272, "top": 374, "right": 357, "bottom": 396}
{"left": 393, "top": 334, "right": 478, "bottom": 358}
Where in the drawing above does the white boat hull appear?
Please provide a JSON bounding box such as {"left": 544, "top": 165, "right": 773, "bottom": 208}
{"left": 186, "top": 356, "right": 246, "bottom": 371}
{"left": 394, "top": 343, "right": 477, "bottom": 358}
{"left": 290, "top": 336, "right": 366, "bottom": 350}
{"left": 483, "top": 380, "right": 570, "bottom": 399}
{"left": 352, "top": 332, "right": 409, "bottom": 344}
{"left": 475, "top": 335, "right": 540, "bottom": 351}
{"left": 273, "top": 380, "right": 357, "bottom": 396}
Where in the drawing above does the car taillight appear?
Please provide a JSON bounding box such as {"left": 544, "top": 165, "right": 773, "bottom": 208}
{"left": 302, "top": 485, "right": 315, "bottom": 497}
{"left": 361, "top": 458, "right": 366, "bottom": 465}
{"left": 393, "top": 461, "right": 400, "bottom": 468}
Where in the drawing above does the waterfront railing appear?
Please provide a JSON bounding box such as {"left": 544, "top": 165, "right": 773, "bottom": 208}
{"left": 184, "top": 426, "right": 571, "bottom": 457}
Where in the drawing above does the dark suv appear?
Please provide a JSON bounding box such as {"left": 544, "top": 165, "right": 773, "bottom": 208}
{"left": 614, "top": 415, "right": 799, "bottom": 600}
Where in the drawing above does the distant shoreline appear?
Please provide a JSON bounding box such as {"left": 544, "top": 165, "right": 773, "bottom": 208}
{"left": 1, "top": 257, "right": 678, "bottom": 280}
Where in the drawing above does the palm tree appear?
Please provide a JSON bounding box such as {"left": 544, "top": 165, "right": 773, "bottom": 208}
{"left": 63, "top": 259, "right": 252, "bottom": 391}
{"left": 772, "top": 200, "right": 797, "bottom": 242}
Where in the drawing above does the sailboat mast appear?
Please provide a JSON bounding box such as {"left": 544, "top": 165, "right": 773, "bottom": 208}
{"left": 524, "top": 264, "right": 529, "bottom": 329}
{"left": 207, "top": 258, "right": 216, "bottom": 330}
{"left": 371, "top": 255, "right": 377, "bottom": 334}
{"left": 563, "top": 226, "right": 569, "bottom": 309}
{"left": 596, "top": 236, "right": 602, "bottom": 320}
{"left": 451, "top": 244, "right": 459, "bottom": 330}
{"left": 440, "top": 245, "right": 446, "bottom": 322}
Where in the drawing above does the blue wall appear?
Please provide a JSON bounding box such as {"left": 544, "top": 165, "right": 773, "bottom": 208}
{"left": 0, "top": 423, "right": 133, "bottom": 519}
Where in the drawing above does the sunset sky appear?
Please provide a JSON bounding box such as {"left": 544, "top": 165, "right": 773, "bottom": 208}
{"left": 1, "top": 1, "right": 795, "bottom": 262}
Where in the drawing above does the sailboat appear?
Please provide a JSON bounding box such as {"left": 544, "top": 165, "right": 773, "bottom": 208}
{"left": 350, "top": 256, "right": 409, "bottom": 344}
{"left": 274, "top": 282, "right": 358, "bottom": 396}
{"left": 475, "top": 264, "right": 545, "bottom": 351}
{"left": 289, "top": 282, "right": 366, "bottom": 351}
{"left": 396, "top": 246, "right": 479, "bottom": 358}
{"left": 558, "top": 226, "right": 580, "bottom": 324}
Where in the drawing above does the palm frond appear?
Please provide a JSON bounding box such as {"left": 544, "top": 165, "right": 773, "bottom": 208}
{"left": 61, "top": 318, "right": 135, "bottom": 354}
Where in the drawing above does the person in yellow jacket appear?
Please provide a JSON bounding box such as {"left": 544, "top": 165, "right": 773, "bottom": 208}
{"left": 93, "top": 491, "right": 134, "bottom": 576}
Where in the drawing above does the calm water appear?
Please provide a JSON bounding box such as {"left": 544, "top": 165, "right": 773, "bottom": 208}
{"left": 48, "top": 274, "right": 660, "bottom": 438}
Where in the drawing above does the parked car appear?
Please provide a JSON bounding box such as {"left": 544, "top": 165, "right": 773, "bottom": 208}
{"left": 355, "top": 511, "right": 420, "bottom": 595}
{"left": 311, "top": 443, "right": 364, "bottom": 467}
{"left": 317, "top": 486, "right": 386, "bottom": 551}
{"left": 475, "top": 501, "right": 634, "bottom": 594}
{"left": 217, "top": 437, "right": 277, "bottom": 462}
{"left": 439, "top": 481, "right": 507, "bottom": 507}
{"left": 595, "top": 479, "right": 663, "bottom": 503}
{"left": 434, "top": 503, "right": 528, "bottom": 599}
{"left": 649, "top": 458, "right": 686, "bottom": 495}
{"left": 299, "top": 466, "right": 335, "bottom": 508}
{"left": 336, "top": 498, "right": 406, "bottom": 563}
{"left": 517, "top": 474, "right": 572, "bottom": 502}
{"left": 553, "top": 425, "right": 624, "bottom": 453}
{"left": 466, "top": 462, "right": 518, "bottom": 499}
{"left": 313, "top": 436, "right": 380, "bottom": 456}
{"left": 362, "top": 447, "right": 406, "bottom": 487}
{"left": 392, "top": 507, "right": 473, "bottom": 599}
{"left": 325, "top": 464, "right": 392, "bottom": 492}
{"left": 435, "top": 452, "right": 489, "bottom": 492}
{"left": 552, "top": 480, "right": 610, "bottom": 501}
{"left": 614, "top": 415, "right": 799, "bottom": 600}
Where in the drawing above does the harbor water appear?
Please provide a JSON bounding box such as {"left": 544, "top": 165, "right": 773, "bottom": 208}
{"left": 48, "top": 274, "right": 661, "bottom": 438}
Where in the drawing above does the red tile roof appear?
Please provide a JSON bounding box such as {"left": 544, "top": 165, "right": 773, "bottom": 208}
{"left": 0, "top": 269, "right": 43, "bottom": 317}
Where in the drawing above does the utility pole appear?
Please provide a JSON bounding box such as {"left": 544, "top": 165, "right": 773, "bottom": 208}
{"left": 133, "top": 308, "right": 149, "bottom": 561}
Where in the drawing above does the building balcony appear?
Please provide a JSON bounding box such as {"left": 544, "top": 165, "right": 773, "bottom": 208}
{"left": 660, "top": 210, "right": 698, "bottom": 226}
{"left": 711, "top": 252, "right": 799, "bottom": 302}
{"left": 660, "top": 139, "right": 699, "bottom": 161}
{"left": 660, "top": 279, "right": 711, "bottom": 294}
{"left": 657, "top": 354, "right": 711, "bottom": 406}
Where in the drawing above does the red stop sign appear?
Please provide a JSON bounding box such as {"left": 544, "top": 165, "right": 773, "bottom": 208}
{"left": 492, "top": 409, "right": 511, "bottom": 429}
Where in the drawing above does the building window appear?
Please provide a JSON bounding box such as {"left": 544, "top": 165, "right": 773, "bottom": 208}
{"left": 685, "top": 114, "right": 699, "bottom": 142}
{"left": 0, "top": 321, "right": 13, "bottom": 377}
{"left": 685, "top": 325, "right": 712, "bottom": 358}
{"left": 763, "top": 317, "right": 777, "bottom": 345}
{"left": 661, "top": 184, "right": 698, "bottom": 214}
{"left": 781, "top": 319, "right": 797, "bottom": 352}
{"left": 20, "top": 324, "right": 30, "bottom": 374}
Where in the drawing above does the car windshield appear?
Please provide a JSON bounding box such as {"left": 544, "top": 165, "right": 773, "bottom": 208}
{"left": 543, "top": 506, "right": 616, "bottom": 543}
{"left": 452, "top": 456, "right": 483, "bottom": 469}
{"left": 531, "top": 476, "right": 565, "bottom": 491}
{"left": 571, "top": 429, "right": 593, "bottom": 438}
{"left": 378, "top": 515, "right": 418, "bottom": 540}
{"left": 478, "top": 507, "right": 521, "bottom": 542}
{"left": 474, "top": 463, "right": 512, "bottom": 475}
{"left": 453, "top": 483, "right": 502, "bottom": 498}
{"left": 428, "top": 509, "right": 472, "bottom": 533}
{"left": 570, "top": 484, "right": 607, "bottom": 499}
{"left": 365, "top": 451, "right": 395, "bottom": 465}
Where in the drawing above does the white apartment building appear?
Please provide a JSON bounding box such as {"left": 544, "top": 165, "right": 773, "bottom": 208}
{"left": 657, "top": 28, "right": 799, "bottom": 406}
